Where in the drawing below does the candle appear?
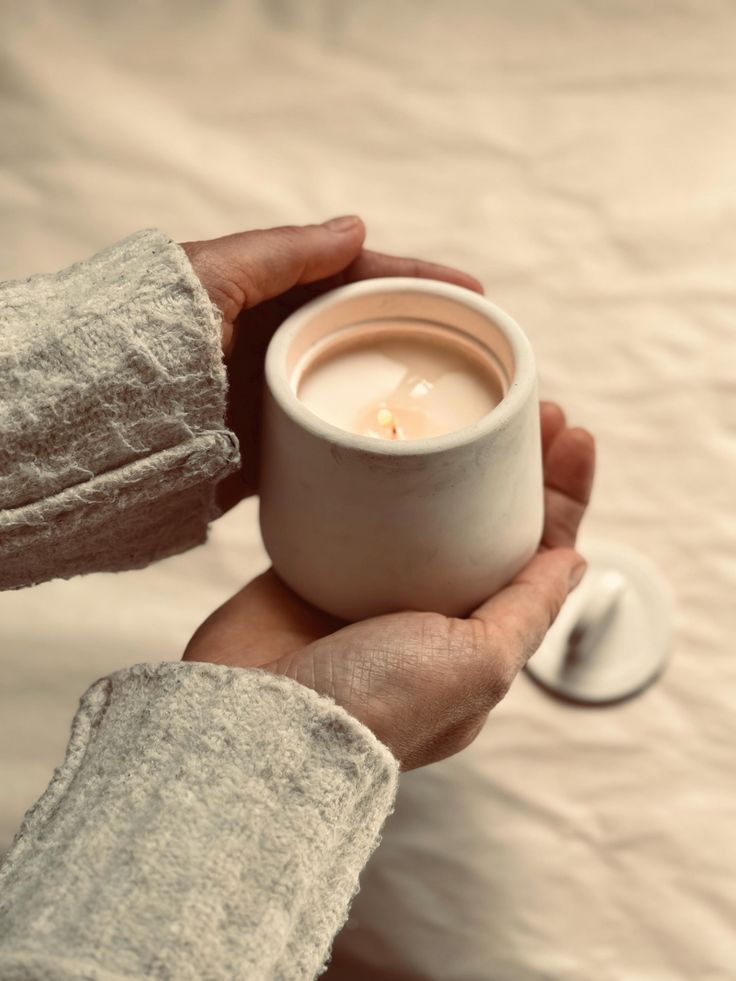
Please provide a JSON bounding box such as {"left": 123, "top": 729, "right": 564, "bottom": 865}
{"left": 261, "top": 278, "right": 543, "bottom": 620}
{"left": 295, "top": 320, "right": 505, "bottom": 440}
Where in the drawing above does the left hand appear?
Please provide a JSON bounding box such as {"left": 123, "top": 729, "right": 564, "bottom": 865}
{"left": 184, "top": 402, "right": 595, "bottom": 770}
{"left": 181, "top": 216, "right": 483, "bottom": 508}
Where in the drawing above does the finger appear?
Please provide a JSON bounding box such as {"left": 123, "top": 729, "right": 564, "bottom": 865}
{"left": 237, "top": 569, "right": 343, "bottom": 644}
{"left": 470, "top": 547, "right": 587, "bottom": 678}
{"left": 265, "top": 247, "right": 485, "bottom": 323}
{"left": 540, "top": 401, "right": 566, "bottom": 460}
{"left": 343, "top": 248, "right": 484, "bottom": 294}
{"left": 186, "top": 216, "right": 367, "bottom": 315}
{"left": 183, "top": 569, "right": 342, "bottom": 669}
{"left": 542, "top": 427, "right": 596, "bottom": 549}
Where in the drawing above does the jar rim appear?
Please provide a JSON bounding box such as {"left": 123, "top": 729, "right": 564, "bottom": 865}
{"left": 265, "top": 276, "right": 536, "bottom": 457}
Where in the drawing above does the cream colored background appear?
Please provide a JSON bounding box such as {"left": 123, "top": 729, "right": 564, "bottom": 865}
{"left": 1, "top": 2, "right": 734, "bottom": 979}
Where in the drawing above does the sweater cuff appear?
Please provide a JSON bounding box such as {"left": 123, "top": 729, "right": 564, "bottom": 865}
{"left": 0, "top": 230, "right": 240, "bottom": 588}
{"left": 0, "top": 662, "right": 399, "bottom": 980}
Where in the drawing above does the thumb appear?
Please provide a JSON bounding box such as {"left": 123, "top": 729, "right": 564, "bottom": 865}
{"left": 183, "top": 216, "right": 366, "bottom": 322}
{"left": 471, "top": 547, "right": 587, "bottom": 674}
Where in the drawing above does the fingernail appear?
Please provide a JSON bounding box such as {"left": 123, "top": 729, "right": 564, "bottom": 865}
{"left": 323, "top": 215, "right": 361, "bottom": 232}
{"left": 568, "top": 561, "right": 587, "bottom": 593}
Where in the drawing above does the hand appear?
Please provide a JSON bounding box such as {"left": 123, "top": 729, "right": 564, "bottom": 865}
{"left": 184, "top": 402, "right": 595, "bottom": 770}
{"left": 181, "top": 217, "right": 483, "bottom": 507}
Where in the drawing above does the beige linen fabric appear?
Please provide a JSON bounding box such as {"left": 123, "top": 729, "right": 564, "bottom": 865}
{"left": 1, "top": 2, "right": 734, "bottom": 979}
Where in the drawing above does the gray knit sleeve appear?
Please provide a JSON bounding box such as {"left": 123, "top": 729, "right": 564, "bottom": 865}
{"left": 0, "top": 662, "right": 399, "bottom": 980}
{"left": 0, "top": 230, "right": 240, "bottom": 589}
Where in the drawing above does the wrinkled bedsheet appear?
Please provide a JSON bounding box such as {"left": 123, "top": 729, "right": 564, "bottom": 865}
{"left": 1, "top": 3, "right": 734, "bottom": 979}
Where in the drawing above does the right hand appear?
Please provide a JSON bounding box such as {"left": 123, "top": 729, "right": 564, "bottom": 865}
{"left": 184, "top": 403, "right": 595, "bottom": 770}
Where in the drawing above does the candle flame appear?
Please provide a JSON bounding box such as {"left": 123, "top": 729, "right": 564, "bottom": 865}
{"left": 376, "top": 407, "right": 394, "bottom": 428}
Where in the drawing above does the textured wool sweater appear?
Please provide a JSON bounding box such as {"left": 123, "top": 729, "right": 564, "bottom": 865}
{"left": 0, "top": 231, "right": 399, "bottom": 979}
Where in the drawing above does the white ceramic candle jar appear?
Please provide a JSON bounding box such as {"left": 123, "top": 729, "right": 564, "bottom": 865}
{"left": 260, "top": 278, "right": 543, "bottom": 621}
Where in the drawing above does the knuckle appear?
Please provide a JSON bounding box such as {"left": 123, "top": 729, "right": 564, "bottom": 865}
{"left": 541, "top": 582, "right": 564, "bottom": 632}
{"left": 457, "top": 715, "right": 488, "bottom": 752}
{"left": 517, "top": 576, "right": 564, "bottom": 643}
{"left": 446, "top": 616, "right": 483, "bottom": 660}
{"left": 275, "top": 223, "right": 303, "bottom": 246}
{"left": 460, "top": 617, "right": 519, "bottom": 706}
{"left": 443, "top": 717, "right": 486, "bottom": 760}
{"left": 488, "top": 664, "right": 516, "bottom": 704}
